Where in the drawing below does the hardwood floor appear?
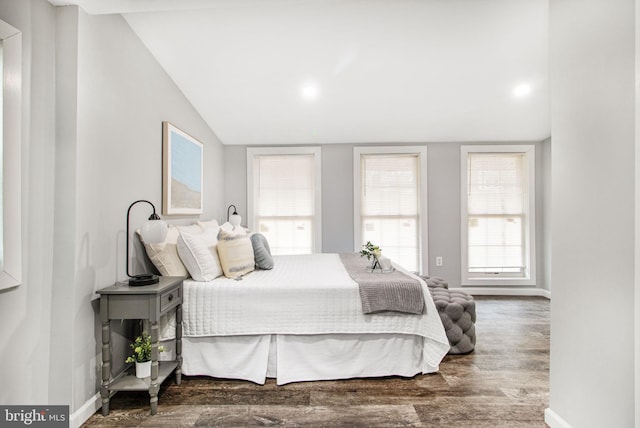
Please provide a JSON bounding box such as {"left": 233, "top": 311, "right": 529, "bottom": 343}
{"left": 83, "top": 296, "right": 549, "bottom": 427}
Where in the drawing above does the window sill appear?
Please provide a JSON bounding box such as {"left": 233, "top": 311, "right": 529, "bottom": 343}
{"left": 461, "top": 277, "right": 536, "bottom": 287}
{"left": 0, "top": 271, "right": 21, "bottom": 291}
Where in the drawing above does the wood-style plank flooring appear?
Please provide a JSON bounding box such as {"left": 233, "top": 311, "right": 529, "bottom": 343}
{"left": 83, "top": 296, "right": 549, "bottom": 427}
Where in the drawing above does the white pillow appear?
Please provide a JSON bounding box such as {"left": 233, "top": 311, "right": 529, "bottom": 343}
{"left": 217, "top": 228, "right": 255, "bottom": 279}
{"left": 197, "top": 219, "right": 220, "bottom": 232}
{"left": 220, "top": 221, "right": 234, "bottom": 233}
{"left": 142, "top": 225, "right": 189, "bottom": 277}
{"left": 176, "top": 228, "right": 223, "bottom": 281}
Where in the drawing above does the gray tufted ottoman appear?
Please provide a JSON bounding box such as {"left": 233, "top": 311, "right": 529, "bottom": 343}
{"left": 419, "top": 275, "right": 449, "bottom": 289}
{"left": 429, "top": 287, "right": 476, "bottom": 354}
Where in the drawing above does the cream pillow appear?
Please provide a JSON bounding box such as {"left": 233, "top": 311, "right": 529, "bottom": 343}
{"left": 217, "top": 228, "right": 255, "bottom": 279}
{"left": 142, "top": 225, "right": 189, "bottom": 277}
{"left": 177, "top": 228, "right": 223, "bottom": 281}
{"left": 176, "top": 223, "right": 204, "bottom": 234}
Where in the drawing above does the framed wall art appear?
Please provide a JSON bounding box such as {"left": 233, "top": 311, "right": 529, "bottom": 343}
{"left": 162, "top": 122, "right": 203, "bottom": 215}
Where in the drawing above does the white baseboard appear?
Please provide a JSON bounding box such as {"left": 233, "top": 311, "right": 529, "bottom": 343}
{"left": 70, "top": 392, "right": 101, "bottom": 428}
{"left": 451, "top": 287, "right": 551, "bottom": 299}
{"left": 545, "top": 407, "right": 573, "bottom": 428}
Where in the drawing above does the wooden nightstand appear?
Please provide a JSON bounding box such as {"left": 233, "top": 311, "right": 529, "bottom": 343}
{"left": 98, "top": 276, "right": 183, "bottom": 416}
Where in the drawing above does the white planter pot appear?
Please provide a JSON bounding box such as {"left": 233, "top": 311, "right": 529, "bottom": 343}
{"left": 135, "top": 361, "right": 151, "bottom": 379}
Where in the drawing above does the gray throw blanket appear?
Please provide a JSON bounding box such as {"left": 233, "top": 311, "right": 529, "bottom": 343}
{"left": 339, "top": 253, "right": 425, "bottom": 315}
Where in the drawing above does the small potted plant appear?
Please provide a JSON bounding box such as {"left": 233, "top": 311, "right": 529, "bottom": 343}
{"left": 125, "top": 332, "right": 164, "bottom": 379}
{"left": 360, "top": 241, "right": 382, "bottom": 271}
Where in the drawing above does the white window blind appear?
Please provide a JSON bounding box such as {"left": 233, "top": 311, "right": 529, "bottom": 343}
{"left": 467, "top": 152, "right": 526, "bottom": 275}
{"left": 249, "top": 149, "right": 320, "bottom": 255}
{"left": 359, "top": 153, "right": 421, "bottom": 272}
{"left": 461, "top": 145, "right": 535, "bottom": 285}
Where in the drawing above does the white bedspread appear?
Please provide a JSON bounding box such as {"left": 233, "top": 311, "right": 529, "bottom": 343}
{"left": 180, "top": 254, "right": 449, "bottom": 369}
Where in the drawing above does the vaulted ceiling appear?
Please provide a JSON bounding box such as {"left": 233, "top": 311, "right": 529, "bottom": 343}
{"left": 49, "top": 0, "right": 549, "bottom": 145}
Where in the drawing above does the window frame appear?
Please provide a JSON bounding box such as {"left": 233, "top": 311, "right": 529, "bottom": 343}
{"left": 353, "top": 146, "right": 428, "bottom": 273}
{"left": 460, "top": 145, "right": 536, "bottom": 286}
{"left": 0, "top": 19, "right": 21, "bottom": 291}
{"left": 246, "top": 146, "right": 322, "bottom": 254}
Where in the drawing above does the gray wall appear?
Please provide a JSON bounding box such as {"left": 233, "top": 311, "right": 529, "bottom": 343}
{"left": 0, "top": 1, "right": 226, "bottom": 420}
{"left": 69, "top": 7, "right": 225, "bottom": 413}
{"left": 226, "top": 141, "right": 548, "bottom": 288}
{"left": 0, "top": 0, "right": 57, "bottom": 407}
{"left": 549, "top": 0, "right": 635, "bottom": 426}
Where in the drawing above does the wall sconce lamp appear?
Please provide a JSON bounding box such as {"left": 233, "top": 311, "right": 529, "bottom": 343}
{"left": 227, "top": 204, "right": 242, "bottom": 228}
{"left": 126, "top": 200, "right": 167, "bottom": 286}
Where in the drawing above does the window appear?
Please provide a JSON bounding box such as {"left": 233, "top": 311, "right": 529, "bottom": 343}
{"left": 461, "top": 145, "right": 535, "bottom": 286}
{"left": 247, "top": 147, "right": 321, "bottom": 254}
{"left": 354, "top": 146, "right": 427, "bottom": 273}
{"left": 0, "top": 20, "right": 21, "bottom": 291}
{"left": 0, "top": 41, "right": 4, "bottom": 270}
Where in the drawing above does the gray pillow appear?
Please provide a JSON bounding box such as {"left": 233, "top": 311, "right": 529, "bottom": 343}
{"left": 250, "top": 233, "right": 274, "bottom": 270}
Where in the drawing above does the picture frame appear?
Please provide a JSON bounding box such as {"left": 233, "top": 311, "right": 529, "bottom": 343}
{"left": 162, "top": 122, "right": 204, "bottom": 215}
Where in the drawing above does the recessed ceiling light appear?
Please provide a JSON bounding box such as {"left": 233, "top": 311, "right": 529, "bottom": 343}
{"left": 301, "top": 84, "right": 319, "bottom": 100}
{"left": 513, "top": 83, "right": 532, "bottom": 97}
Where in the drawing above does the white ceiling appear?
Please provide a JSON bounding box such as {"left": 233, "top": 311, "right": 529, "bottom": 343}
{"left": 49, "top": 0, "right": 549, "bottom": 145}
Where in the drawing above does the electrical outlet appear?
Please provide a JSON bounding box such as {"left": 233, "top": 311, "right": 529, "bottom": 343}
{"left": 436, "top": 256, "right": 443, "bottom": 267}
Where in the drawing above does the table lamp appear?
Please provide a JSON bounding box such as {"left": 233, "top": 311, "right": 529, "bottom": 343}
{"left": 126, "top": 200, "right": 167, "bottom": 286}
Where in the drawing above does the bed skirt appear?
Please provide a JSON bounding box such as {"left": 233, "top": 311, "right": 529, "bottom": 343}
{"left": 161, "top": 333, "right": 429, "bottom": 385}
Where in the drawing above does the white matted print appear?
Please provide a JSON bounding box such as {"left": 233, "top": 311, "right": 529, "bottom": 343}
{"left": 162, "top": 122, "right": 203, "bottom": 215}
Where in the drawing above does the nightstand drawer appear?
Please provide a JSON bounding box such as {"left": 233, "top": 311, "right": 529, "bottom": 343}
{"left": 160, "top": 286, "right": 181, "bottom": 312}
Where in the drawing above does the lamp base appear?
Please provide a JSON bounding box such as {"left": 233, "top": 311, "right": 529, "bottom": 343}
{"left": 128, "top": 274, "right": 160, "bottom": 286}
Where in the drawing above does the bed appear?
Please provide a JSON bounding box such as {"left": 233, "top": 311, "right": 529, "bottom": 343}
{"left": 158, "top": 252, "right": 449, "bottom": 385}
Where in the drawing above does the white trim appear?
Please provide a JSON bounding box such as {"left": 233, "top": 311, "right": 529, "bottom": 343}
{"left": 0, "top": 20, "right": 22, "bottom": 291}
{"left": 635, "top": 2, "right": 640, "bottom": 424}
{"left": 70, "top": 393, "right": 102, "bottom": 428}
{"left": 353, "top": 146, "right": 428, "bottom": 273}
{"left": 246, "top": 146, "right": 322, "bottom": 253}
{"left": 545, "top": 408, "right": 573, "bottom": 428}
{"left": 450, "top": 287, "right": 550, "bottom": 299}
{"left": 460, "top": 145, "right": 536, "bottom": 287}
